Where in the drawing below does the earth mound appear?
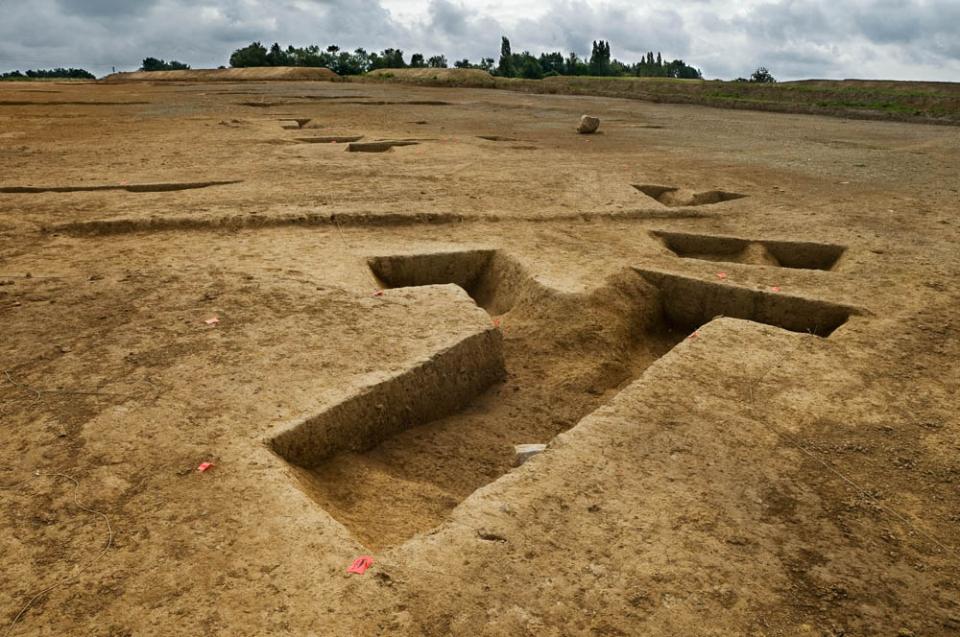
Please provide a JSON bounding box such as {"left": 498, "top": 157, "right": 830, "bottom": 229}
{"left": 365, "top": 68, "right": 495, "bottom": 87}
{"left": 102, "top": 67, "right": 339, "bottom": 82}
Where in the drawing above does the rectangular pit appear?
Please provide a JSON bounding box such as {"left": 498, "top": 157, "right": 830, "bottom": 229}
{"left": 368, "top": 249, "right": 537, "bottom": 315}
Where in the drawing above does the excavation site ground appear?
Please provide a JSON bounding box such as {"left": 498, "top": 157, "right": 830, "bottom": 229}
{"left": 1, "top": 78, "right": 959, "bottom": 636}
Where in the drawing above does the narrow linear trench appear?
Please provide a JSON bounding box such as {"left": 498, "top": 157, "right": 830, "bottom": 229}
{"left": 277, "top": 251, "right": 857, "bottom": 550}
{"left": 0, "top": 180, "right": 242, "bottom": 194}
{"left": 634, "top": 184, "right": 746, "bottom": 207}
{"left": 652, "top": 230, "right": 846, "bottom": 270}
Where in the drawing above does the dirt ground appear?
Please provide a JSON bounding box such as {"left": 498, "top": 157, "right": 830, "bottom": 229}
{"left": 1, "top": 79, "right": 959, "bottom": 636}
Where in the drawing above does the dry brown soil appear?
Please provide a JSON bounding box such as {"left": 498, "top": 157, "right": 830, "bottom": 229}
{"left": 1, "top": 79, "right": 959, "bottom": 636}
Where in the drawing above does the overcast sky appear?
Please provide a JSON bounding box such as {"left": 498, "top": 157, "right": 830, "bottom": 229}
{"left": 1, "top": 0, "right": 958, "bottom": 81}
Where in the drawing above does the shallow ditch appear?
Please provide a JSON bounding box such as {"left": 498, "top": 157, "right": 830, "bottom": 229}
{"left": 0, "top": 101, "right": 150, "bottom": 107}
{"left": 653, "top": 230, "right": 846, "bottom": 270}
{"left": 337, "top": 100, "right": 453, "bottom": 106}
{"left": 635, "top": 184, "right": 746, "bottom": 207}
{"left": 346, "top": 141, "right": 420, "bottom": 153}
{"left": 295, "top": 136, "right": 364, "bottom": 144}
{"left": 0, "top": 180, "right": 242, "bottom": 194}
{"left": 270, "top": 251, "right": 857, "bottom": 549}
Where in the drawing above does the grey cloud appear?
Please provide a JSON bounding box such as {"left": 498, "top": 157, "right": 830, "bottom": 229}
{"left": 513, "top": 1, "right": 690, "bottom": 61}
{"left": 56, "top": 0, "right": 156, "bottom": 17}
{"left": 0, "top": 0, "right": 958, "bottom": 80}
{"left": 427, "top": 0, "right": 471, "bottom": 36}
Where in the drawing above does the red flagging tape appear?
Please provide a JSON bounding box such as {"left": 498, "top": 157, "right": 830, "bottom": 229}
{"left": 347, "top": 555, "right": 374, "bottom": 575}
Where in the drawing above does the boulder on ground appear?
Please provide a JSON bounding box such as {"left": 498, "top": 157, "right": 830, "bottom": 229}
{"left": 577, "top": 115, "right": 600, "bottom": 134}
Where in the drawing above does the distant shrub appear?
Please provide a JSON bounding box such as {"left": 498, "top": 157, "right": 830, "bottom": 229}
{"left": 750, "top": 67, "right": 776, "bottom": 83}
{"left": 140, "top": 58, "right": 191, "bottom": 72}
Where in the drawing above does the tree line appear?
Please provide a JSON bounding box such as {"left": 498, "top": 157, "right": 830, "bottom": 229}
{"left": 229, "top": 42, "right": 452, "bottom": 75}
{"left": 1, "top": 68, "right": 95, "bottom": 80}
{"left": 495, "top": 38, "right": 701, "bottom": 79}
{"left": 226, "top": 37, "right": 702, "bottom": 79}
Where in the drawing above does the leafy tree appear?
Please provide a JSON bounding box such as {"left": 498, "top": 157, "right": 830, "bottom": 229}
{"left": 230, "top": 42, "right": 269, "bottom": 68}
{"left": 410, "top": 53, "right": 426, "bottom": 68}
{"left": 564, "top": 52, "right": 587, "bottom": 75}
{"left": 369, "top": 48, "right": 406, "bottom": 70}
{"left": 478, "top": 57, "right": 495, "bottom": 71}
{"left": 538, "top": 51, "right": 565, "bottom": 75}
{"left": 140, "top": 57, "right": 190, "bottom": 71}
{"left": 666, "top": 59, "right": 701, "bottom": 79}
{"left": 454, "top": 59, "right": 472, "bottom": 68}
{"left": 589, "top": 40, "right": 611, "bottom": 76}
{"left": 498, "top": 36, "right": 514, "bottom": 77}
{"left": 333, "top": 48, "right": 371, "bottom": 75}
{"left": 427, "top": 55, "right": 448, "bottom": 68}
{"left": 750, "top": 67, "right": 776, "bottom": 83}
{"left": 516, "top": 52, "right": 543, "bottom": 79}
{"left": 265, "top": 43, "right": 289, "bottom": 66}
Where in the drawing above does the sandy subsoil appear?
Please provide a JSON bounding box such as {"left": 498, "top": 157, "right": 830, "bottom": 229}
{"left": 1, "top": 79, "right": 959, "bottom": 636}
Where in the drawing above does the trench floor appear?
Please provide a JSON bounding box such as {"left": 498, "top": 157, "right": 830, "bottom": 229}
{"left": 293, "top": 310, "right": 685, "bottom": 549}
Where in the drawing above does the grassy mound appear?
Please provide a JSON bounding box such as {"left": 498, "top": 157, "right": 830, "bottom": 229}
{"left": 103, "top": 67, "right": 339, "bottom": 82}
{"left": 363, "top": 68, "right": 496, "bottom": 88}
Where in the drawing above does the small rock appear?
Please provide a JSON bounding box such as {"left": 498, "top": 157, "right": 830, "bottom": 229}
{"left": 513, "top": 443, "right": 547, "bottom": 467}
{"left": 897, "top": 629, "right": 915, "bottom": 637}
{"left": 577, "top": 115, "right": 600, "bottom": 134}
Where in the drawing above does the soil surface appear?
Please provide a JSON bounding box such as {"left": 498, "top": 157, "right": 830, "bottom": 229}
{"left": 1, "top": 79, "right": 959, "bottom": 636}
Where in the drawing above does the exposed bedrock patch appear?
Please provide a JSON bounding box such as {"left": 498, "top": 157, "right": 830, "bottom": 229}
{"left": 653, "top": 230, "right": 846, "bottom": 270}
{"left": 477, "top": 135, "right": 521, "bottom": 142}
{"left": 0, "top": 180, "right": 242, "bottom": 194}
{"left": 635, "top": 184, "right": 747, "bottom": 207}
{"left": 273, "top": 251, "right": 689, "bottom": 549}
{"left": 635, "top": 268, "right": 859, "bottom": 336}
{"left": 346, "top": 140, "right": 419, "bottom": 152}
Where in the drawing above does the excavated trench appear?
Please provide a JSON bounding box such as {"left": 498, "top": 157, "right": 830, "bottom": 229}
{"left": 295, "top": 136, "right": 364, "bottom": 144}
{"left": 635, "top": 184, "right": 746, "bottom": 207}
{"left": 653, "top": 230, "right": 846, "bottom": 270}
{"left": 0, "top": 180, "right": 242, "bottom": 194}
{"left": 271, "top": 251, "right": 857, "bottom": 549}
{"left": 346, "top": 141, "right": 420, "bottom": 153}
